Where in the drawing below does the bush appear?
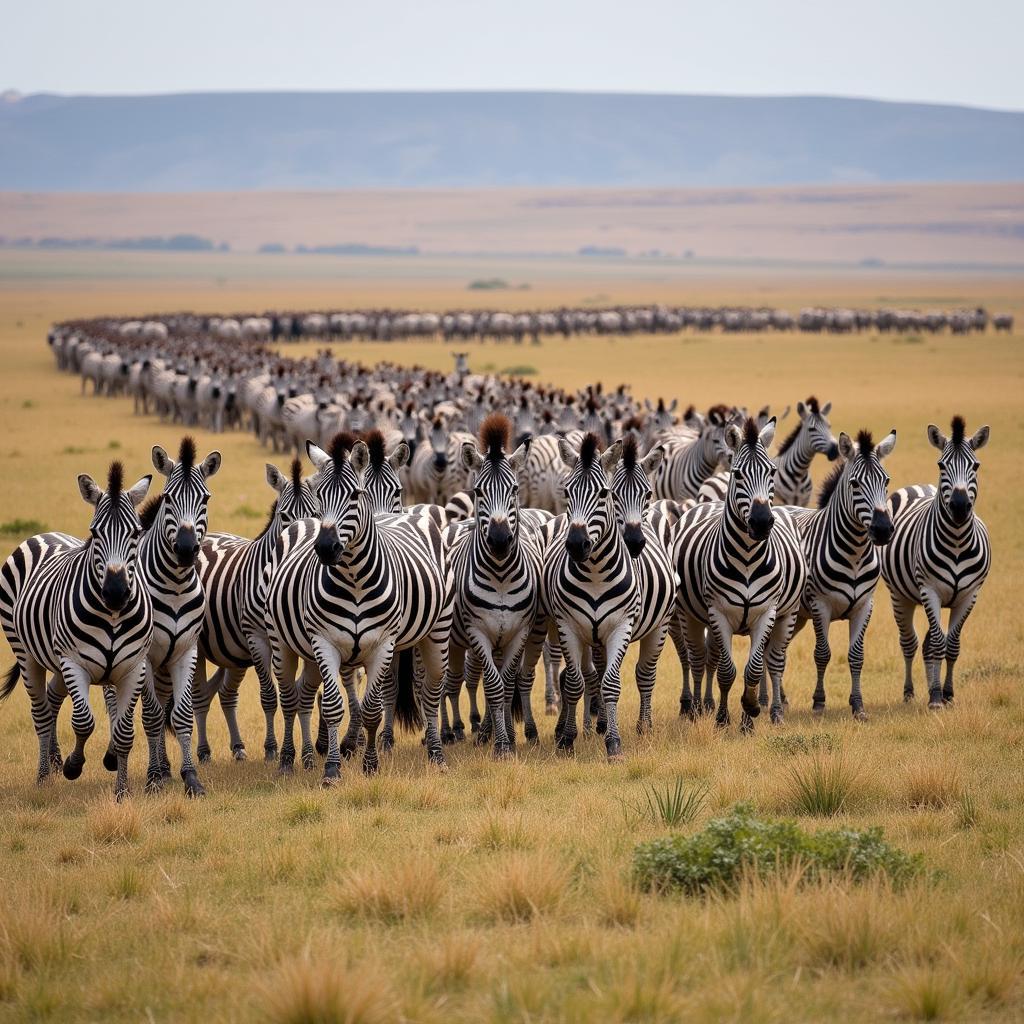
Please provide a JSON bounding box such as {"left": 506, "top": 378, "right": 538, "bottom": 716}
{"left": 633, "top": 803, "right": 922, "bottom": 895}
{"left": 0, "top": 518, "right": 47, "bottom": 536}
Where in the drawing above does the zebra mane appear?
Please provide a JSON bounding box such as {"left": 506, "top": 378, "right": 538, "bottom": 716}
{"left": 856, "top": 430, "right": 873, "bottom": 458}
{"left": 578, "top": 432, "right": 603, "bottom": 469}
{"left": 708, "top": 404, "right": 730, "bottom": 426}
{"left": 683, "top": 404, "right": 696, "bottom": 420}
{"left": 364, "top": 430, "right": 387, "bottom": 469}
{"left": 107, "top": 461, "right": 124, "bottom": 500}
{"left": 178, "top": 436, "right": 196, "bottom": 473}
{"left": 329, "top": 431, "right": 357, "bottom": 470}
{"left": 290, "top": 458, "right": 303, "bottom": 491}
{"left": 256, "top": 499, "right": 279, "bottom": 539}
{"left": 817, "top": 460, "right": 846, "bottom": 508}
{"left": 621, "top": 434, "right": 639, "bottom": 471}
{"left": 480, "top": 413, "right": 511, "bottom": 462}
{"left": 137, "top": 492, "right": 165, "bottom": 530}
{"left": 805, "top": 395, "right": 820, "bottom": 415}
{"left": 743, "top": 418, "right": 760, "bottom": 446}
{"left": 775, "top": 422, "right": 802, "bottom": 456}
{"left": 951, "top": 415, "right": 966, "bottom": 445}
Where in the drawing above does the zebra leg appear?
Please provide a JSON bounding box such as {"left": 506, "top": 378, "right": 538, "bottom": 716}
{"left": 274, "top": 647, "right": 300, "bottom": 775}
{"left": 668, "top": 611, "right": 694, "bottom": 717}
{"left": 311, "top": 637, "right": 344, "bottom": 786}
{"left": 23, "top": 660, "right": 56, "bottom": 785}
{"left": 339, "top": 669, "right": 362, "bottom": 758}
{"left": 441, "top": 644, "right": 465, "bottom": 744}
{"left": 589, "top": 646, "right": 608, "bottom": 735}
{"left": 470, "top": 632, "right": 513, "bottom": 758}
{"left": 554, "top": 628, "right": 585, "bottom": 754}
{"left": 514, "top": 648, "right": 540, "bottom": 745}
{"left": 248, "top": 630, "right": 281, "bottom": 760}
{"left": 109, "top": 662, "right": 146, "bottom": 801}
{"left": 168, "top": 648, "right": 204, "bottom": 797}
{"left": 361, "top": 644, "right": 397, "bottom": 776}
{"left": 920, "top": 586, "right": 947, "bottom": 709}
{"left": 702, "top": 627, "right": 718, "bottom": 714}
{"left": 543, "top": 638, "right": 561, "bottom": 715}
{"left": 466, "top": 650, "right": 483, "bottom": 734}
{"left": 680, "top": 613, "right": 707, "bottom": 721}
{"left": 600, "top": 624, "right": 633, "bottom": 761}
{"left": 192, "top": 660, "right": 219, "bottom": 762}
{"left": 942, "top": 591, "right": 978, "bottom": 705}
{"left": 417, "top": 633, "right": 449, "bottom": 768}
{"left": 890, "top": 594, "right": 919, "bottom": 701}
{"left": 44, "top": 674, "right": 66, "bottom": 771}
{"left": 809, "top": 598, "right": 833, "bottom": 714}
{"left": 739, "top": 609, "right": 775, "bottom": 734}
{"left": 217, "top": 666, "right": 249, "bottom": 761}
{"left": 765, "top": 612, "right": 798, "bottom": 724}
{"left": 635, "top": 621, "right": 669, "bottom": 736}
{"left": 846, "top": 599, "right": 873, "bottom": 721}
{"left": 59, "top": 658, "right": 97, "bottom": 782}
{"left": 297, "top": 663, "right": 322, "bottom": 771}
{"left": 707, "top": 610, "right": 737, "bottom": 729}
{"left": 315, "top": 693, "right": 330, "bottom": 757}
{"left": 141, "top": 668, "right": 167, "bottom": 792}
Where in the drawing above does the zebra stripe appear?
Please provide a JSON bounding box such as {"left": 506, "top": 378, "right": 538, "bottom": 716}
{"left": 773, "top": 397, "right": 839, "bottom": 506}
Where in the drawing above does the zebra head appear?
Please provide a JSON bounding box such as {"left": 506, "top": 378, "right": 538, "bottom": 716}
{"left": 151, "top": 437, "right": 222, "bottom": 568}
{"left": 306, "top": 433, "right": 368, "bottom": 566}
{"left": 364, "top": 429, "right": 408, "bottom": 515}
{"left": 796, "top": 397, "right": 839, "bottom": 460}
{"left": 724, "top": 417, "right": 778, "bottom": 541}
{"left": 927, "top": 416, "right": 990, "bottom": 526}
{"left": 265, "top": 458, "right": 320, "bottom": 527}
{"left": 428, "top": 416, "right": 449, "bottom": 472}
{"left": 611, "top": 436, "right": 665, "bottom": 558}
{"left": 78, "top": 461, "right": 152, "bottom": 612}
{"left": 705, "top": 406, "right": 740, "bottom": 468}
{"left": 557, "top": 433, "right": 619, "bottom": 563}
{"left": 461, "top": 414, "right": 529, "bottom": 560}
{"left": 827, "top": 429, "right": 897, "bottom": 544}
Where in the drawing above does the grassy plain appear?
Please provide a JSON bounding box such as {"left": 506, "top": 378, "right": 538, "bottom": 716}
{"left": 0, "top": 256, "right": 1023, "bottom": 1023}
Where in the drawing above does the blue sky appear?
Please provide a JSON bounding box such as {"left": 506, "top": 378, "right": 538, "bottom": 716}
{"left": 2, "top": 0, "right": 1022, "bottom": 110}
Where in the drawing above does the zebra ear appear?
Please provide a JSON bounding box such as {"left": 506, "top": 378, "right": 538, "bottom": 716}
{"left": 508, "top": 442, "right": 530, "bottom": 472}
{"left": 152, "top": 445, "right": 174, "bottom": 478}
{"left": 78, "top": 473, "right": 103, "bottom": 506}
{"left": 350, "top": 441, "right": 369, "bottom": 478}
{"left": 875, "top": 430, "right": 897, "bottom": 460}
{"left": 388, "top": 442, "right": 411, "bottom": 470}
{"left": 724, "top": 425, "right": 743, "bottom": 453}
{"left": 669, "top": 398, "right": 678, "bottom": 412}
{"left": 758, "top": 417, "right": 777, "bottom": 450}
{"left": 926, "top": 424, "right": 946, "bottom": 451}
{"left": 796, "top": 401, "right": 808, "bottom": 420}
{"left": 969, "top": 425, "right": 990, "bottom": 451}
{"left": 821, "top": 401, "right": 832, "bottom": 417}
{"left": 601, "top": 440, "right": 623, "bottom": 475}
{"left": 127, "top": 475, "right": 152, "bottom": 508}
{"left": 557, "top": 437, "right": 578, "bottom": 470}
{"left": 200, "top": 451, "right": 222, "bottom": 479}
{"left": 306, "top": 440, "right": 330, "bottom": 471}
{"left": 461, "top": 441, "right": 483, "bottom": 473}
{"left": 778, "top": 404, "right": 792, "bottom": 423}
{"left": 266, "top": 463, "right": 287, "bottom": 493}
{"left": 838, "top": 432, "right": 855, "bottom": 459}
{"left": 641, "top": 444, "right": 665, "bottom": 478}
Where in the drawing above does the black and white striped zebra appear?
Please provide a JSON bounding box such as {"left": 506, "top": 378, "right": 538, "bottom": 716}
{"left": 880, "top": 416, "right": 991, "bottom": 708}
{"left": 194, "top": 458, "right": 320, "bottom": 762}
{"left": 673, "top": 418, "right": 806, "bottom": 731}
{"left": 265, "top": 435, "right": 453, "bottom": 782}
{"left": 1, "top": 463, "right": 153, "bottom": 798}
{"left": 778, "top": 428, "right": 896, "bottom": 722}
{"left": 542, "top": 433, "right": 675, "bottom": 759}
{"left": 651, "top": 406, "right": 733, "bottom": 501}
{"left": 441, "top": 414, "right": 537, "bottom": 757}
{"left": 773, "top": 397, "right": 839, "bottom": 506}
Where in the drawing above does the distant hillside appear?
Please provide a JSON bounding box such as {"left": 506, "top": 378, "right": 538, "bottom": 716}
{"left": 1, "top": 91, "right": 1021, "bottom": 191}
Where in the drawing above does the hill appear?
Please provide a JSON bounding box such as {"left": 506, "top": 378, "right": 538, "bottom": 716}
{"left": 1, "top": 90, "right": 1021, "bottom": 191}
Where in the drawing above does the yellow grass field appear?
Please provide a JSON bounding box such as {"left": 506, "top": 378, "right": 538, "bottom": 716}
{"left": 1, "top": 257, "right": 1023, "bottom": 1023}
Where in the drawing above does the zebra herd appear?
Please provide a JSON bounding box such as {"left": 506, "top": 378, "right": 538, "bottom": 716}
{"left": 0, "top": 319, "right": 995, "bottom": 798}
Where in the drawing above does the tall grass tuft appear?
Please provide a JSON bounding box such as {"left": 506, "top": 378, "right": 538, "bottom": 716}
{"left": 88, "top": 799, "right": 142, "bottom": 844}
{"left": 476, "top": 854, "right": 568, "bottom": 923}
{"left": 260, "top": 953, "right": 396, "bottom": 1024}
{"left": 643, "top": 778, "right": 708, "bottom": 827}
{"left": 787, "top": 752, "right": 859, "bottom": 817}
{"left": 904, "top": 762, "right": 962, "bottom": 810}
{"left": 331, "top": 855, "right": 443, "bottom": 924}
{"left": 888, "top": 966, "right": 961, "bottom": 1021}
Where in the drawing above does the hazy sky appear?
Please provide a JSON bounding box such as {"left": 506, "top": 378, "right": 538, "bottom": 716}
{"left": 3, "top": 0, "right": 1022, "bottom": 110}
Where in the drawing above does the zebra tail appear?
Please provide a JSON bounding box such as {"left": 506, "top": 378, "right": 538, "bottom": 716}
{"left": 1, "top": 662, "right": 21, "bottom": 702}
{"left": 394, "top": 650, "right": 423, "bottom": 731}
{"left": 510, "top": 685, "right": 524, "bottom": 722}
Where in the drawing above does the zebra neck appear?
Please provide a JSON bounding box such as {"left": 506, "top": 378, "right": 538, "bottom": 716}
{"left": 777, "top": 428, "right": 814, "bottom": 477}
{"left": 334, "top": 502, "right": 380, "bottom": 571}
{"left": 828, "top": 494, "right": 873, "bottom": 563}
{"left": 722, "top": 500, "right": 765, "bottom": 557}
{"left": 141, "top": 528, "right": 195, "bottom": 587}
{"left": 928, "top": 498, "right": 977, "bottom": 548}
{"left": 686, "top": 439, "right": 721, "bottom": 493}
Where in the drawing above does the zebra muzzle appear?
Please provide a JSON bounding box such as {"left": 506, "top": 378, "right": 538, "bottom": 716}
{"left": 623, "top": 523, "right": 646, "bottom": 558}
{"left": 101, "top": 568, "right": 130, "bottom": 611}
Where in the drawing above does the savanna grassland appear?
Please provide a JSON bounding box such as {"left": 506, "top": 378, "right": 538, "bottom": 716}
{"left": 1, "top": 256, "right": 1023, "bottom": 1024}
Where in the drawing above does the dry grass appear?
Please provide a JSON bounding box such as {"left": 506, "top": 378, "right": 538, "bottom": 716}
{"left": 0, "top": 268, "right": 1021, "bottom": 1021}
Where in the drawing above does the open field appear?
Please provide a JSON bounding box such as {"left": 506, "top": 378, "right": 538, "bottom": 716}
{"left": 1, "top": 256, "right": 1023, "bottom": 1022}
{"left": 3, "top": 181, "right": 1024, "bottom": 267}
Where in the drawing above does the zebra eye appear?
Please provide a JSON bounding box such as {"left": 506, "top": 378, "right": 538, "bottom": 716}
{"left": 851, "top": 479, "right": 860, "bottom": 489}
{"left": 971, "top": 461, "right": 980, "bottom": 472}
{"left": 598, "top": 487, "right": 610, "bottom": 499}
{"left": 732, "top": 469, "right": 744, "bottom": 481}
{"left": 474, "top": 487, "right": 485, "bottom": 499}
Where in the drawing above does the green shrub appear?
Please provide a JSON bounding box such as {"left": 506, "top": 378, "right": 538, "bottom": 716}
{"left": 765, "top": 733, "right": 835, "bottom": 757}
{"left": 501, "top": 365, "right": 538, "bottom": 377}
{"left": 0, "top": 518, "right": 47, "bottom": 536}
{"left": 633, "top": 803, "right": 922, "bottom": 895}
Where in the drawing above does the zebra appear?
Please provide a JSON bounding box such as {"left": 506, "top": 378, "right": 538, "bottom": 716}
{"left": 777, "top": 428, "right": 896, "bottom": 722}
{"left": 0, "top": 463, "right": 153, "bottom": 798}
{"left": 651, "top": 407, "right": 733, "bottom": 501}
{"left": 673, "top": 418, "right": 806, "bottom": 731}
{"left": 440, "top": 414, "right": 536, "bottom": 757}
{"left": 880, "top": 416, "right": 991, "bottom": 708}
{"left": 265, "top": 435, "right": 453, "bottom": 782}
{"left": 773, "top": 397, "right": 839, "bottom": 506}
{"left": 542, "top": 433, "right": 675, "bottom": 759}
{"left": 194, "top": 458, "right": 320, "bottom": 762}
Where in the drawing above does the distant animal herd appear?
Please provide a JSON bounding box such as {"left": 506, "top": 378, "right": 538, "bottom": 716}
{"left": 0, "top": 311, "right": 994, "bottom": 799}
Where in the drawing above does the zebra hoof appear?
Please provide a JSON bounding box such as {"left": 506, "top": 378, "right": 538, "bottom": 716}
{"left": 715, "top": 712, "right": 730, "bottom": 729}
{"left": 183, "top": 772, "right": 206, "bottom": 799}
{"left": 493, "top": 743, "right": 514, "bottom": 761}
{"left": 428, "top": 752, "right": 449, "bottom": 773}
{"left": 380, "top": 733, "right": 394, "bottom": 754}
{"left": 197, "top": 744, "right": 212, "bottom": 763}
{"left": 545, "top": 703, "right": 559, "bottom": 717}
{"left": 62, "top": 753, "right": 85, "bottom": 781}
{"left": 942, "top": 692, "right": 954, "bottom": 706}
{"left": 322, "top": 763, "right": 341, "bottom": 787}
{"left": 264, "top": 745, "right": 279, "bottom": 763}
{"left": 49, "top": 750, "right": 64, "bottom": 771}
{"left": 277, "top": 756, "right": 294, "bottom": 776}
{"left": 115, "top": 787, "right": 131, "bottom": 803}
{"left": 232, "top": 744, "right": 247, "bottom": 762}
{"left": 555, "top": 736, "right": 575, "bottom": 756}
{"left": 679, "top": 697, "right": 693, "bottom": 718}
{"left": 702, "top": 698, "right": 716, "bottom": 714}
{"left": 453, "top": 725, "right": 466, "bottom": 742}
{"left": 928, "top": 699, "right": 944, "bottom": 711}
{"left": 770, "top": 707, "right": 784, "bottom": 725}
{"left": 103, "top": 749, "right": 118, "bottom": 772}
{"left": 852, "top": 709, "right": 869, "bottom": 722}
{"left": 739, "top": 714, "right": 754, "bottom": 735}
{"left": 605, "top": 736, "right": 622, "bottom": 760}
{"left": 524, "top": 723, "right": 538, "bottom": 743}
{"left": 339, "top": 740, "right": 357, "bottom": 760}
{"left": 741, "top": 693, "right": 761, "bottom": 718}
{"left": 903, "top": 690, "right": 915, "bottom": 703}
{"left": 440, "top": 727, "right": 456, "bottom": 745}
{"left": 145, "top": 773, "right": 164, "bottom": 794}
{"left": 812, "top": 702, "right": 825, "bottom": 716}
{"left": 469, "top": 714, "right": 481, "bottom": 733}
{"left": 362, "top": 754, "right": 379, "bottom": 776}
